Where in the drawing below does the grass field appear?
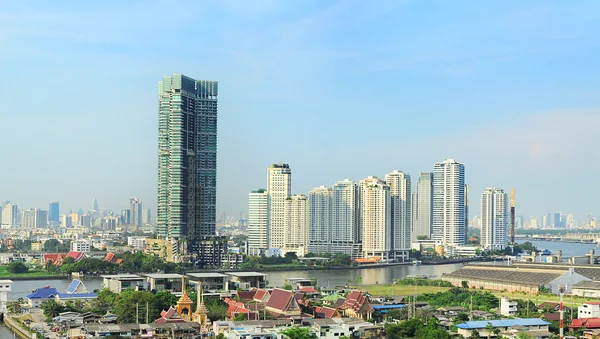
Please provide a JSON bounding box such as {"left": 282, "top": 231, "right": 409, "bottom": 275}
{"left": 0, "top": 266, "right": 62, "bottom": 278}
{"left": 361, "top": 283, "right": 597, "bottom": 307}
{"left": 361, "top": 284, "right": 450, "bottom": 296}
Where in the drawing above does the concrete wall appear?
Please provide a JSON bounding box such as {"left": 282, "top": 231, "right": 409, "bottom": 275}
{"left": 442, "top": 276, "right": 539, "bottom": 294}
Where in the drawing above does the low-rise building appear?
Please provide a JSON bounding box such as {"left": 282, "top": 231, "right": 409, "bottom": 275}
{"left": 227, "top": 272, "right": 267, "bottom": 289}
{"left": 573, "top": 281, "right": 600, "bottom": 298}
{"left": 71, "top": 240, "right": 91, "bottom": 252}
{"left": 145, "top": 273, "right": 184, "bottom": 294}
{"left": 27, "top": 287, "right": 58, "bottom": 308}
{"left": 456, "top": 319, "right": 551, "bottom": 339}
{"left": 127, "top": 236, "right": 147, "bottom": 250}
{"left": 442, "top": 264, "right": 590, "bottom": 294}
{"left": 186, "top": 272, "right": 229, "bottom": 292}
{"left": 101, "top": 274, "right": 145, "bottom": 293}
{"left": 500, "top": 297, "right": 518, "bottom": 317}
{"left": 579, "top": 302, "right": 600, "bottom": 319}
{"left": 83, "top": 322, "right": 201, "bottom": 338}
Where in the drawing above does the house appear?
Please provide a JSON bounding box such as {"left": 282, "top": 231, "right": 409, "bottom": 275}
{"left": 27, "top": 287, "right": 58, "bottom": 308}
{"left": 226, "top": 272, "right": 267, "bottom": 289}
{"left": 55, "top": 292, "right": 98, "bottom": 304}
{"left": 186, "top": 272, "right": 229, "bottom": 292}
{"left": 456, "top": 319, "right": 551, "bottom": 339}
{"left": 145, "top": 274, "right": 184, "bottom": 294}
{"left": 538, "top": 302, "right": 560, "bottom": 311}
{"left": 337, "top": 291, "right": 372, "bottom": 320}
{"left": 437, "top": 306, "right": 466, "bottom": 316}
{"left": 265, "top": 288, "right": 302, "bottom": 317}
{"left": 542, "top": 313, "right": 561, "bottom": 322}
{"left": 579, "top": 302, "right": 600, "bottom": 319}
{"left": 101, "top": 274, "right": 145, "bottom": 293}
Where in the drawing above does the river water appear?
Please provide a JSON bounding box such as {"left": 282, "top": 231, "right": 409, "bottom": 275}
{"left": 0, "top": 240, "right": 593, "bottom": 336}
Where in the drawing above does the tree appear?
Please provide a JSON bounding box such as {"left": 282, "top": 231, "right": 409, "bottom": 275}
{"left": 468, "top": 330, "right": 480, "bottom": 339}
{"left": 516, "top": 332, "right": 534, "bottom": 339}
{"left": 284, "top": 252, "right": 298, "bottom": 264}
{"left": 7, "top": 300, "right": 22, "bottom": 314}
{"left": 216, "top": 334, "right": 226, "bottom": 339}
{"left": 455, "top": 312, "right": 470, "bottom": 323}
{"left": 280, "top": 327, "right": 317, "bottom": 339}
{"left": 7, "top": 261, "right": 29, "bottom": 274}
{"left": 461, "top": 280, "right": 469, "bottom": 289}
{"left": 233, "top": 313, "right": 247, "bottom": 321}
{"left": 485, "top": 322, "right": 495, "bottom": 339}
{"left": 41, "top": 299, "right": 66, "bottom": 319}
{"left": 283, "top": 283, "right": 293, "bottom": 290}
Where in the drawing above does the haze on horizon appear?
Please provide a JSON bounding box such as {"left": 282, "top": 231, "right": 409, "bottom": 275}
{"left": 1, "top": 1, "right": 599, "bottom": 220}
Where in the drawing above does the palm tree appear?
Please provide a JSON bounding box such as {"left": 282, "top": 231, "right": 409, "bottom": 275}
{"left": 485, "top": 322, "right": 495, "bottom": 339}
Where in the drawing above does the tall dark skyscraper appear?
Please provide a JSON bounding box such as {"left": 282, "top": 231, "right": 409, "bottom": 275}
{"left": 158, "top": 74, "right": 218, "bottom": 262}
{"left": 48, "top": 202, "right": 59, "bottom": 224}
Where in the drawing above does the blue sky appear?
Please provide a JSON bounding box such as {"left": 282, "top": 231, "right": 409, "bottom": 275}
{"left": 1, "top": 1, "right": 599, "bottom": 221}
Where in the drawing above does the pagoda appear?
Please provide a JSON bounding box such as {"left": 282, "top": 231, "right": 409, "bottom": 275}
{"left": 193, "top": 284, "right": 209, "bottom": 326}
{"left": 175, "top": 275, "right": 194, "bottom": 321}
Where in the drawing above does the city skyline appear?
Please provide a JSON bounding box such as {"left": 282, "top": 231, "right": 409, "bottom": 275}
{"left": 2, "top": 1, "right": 600, "bottom": 219}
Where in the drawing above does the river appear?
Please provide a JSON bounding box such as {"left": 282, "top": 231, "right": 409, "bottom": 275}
{"left": 516, "top": 239, "right": 598, "bottom": 258}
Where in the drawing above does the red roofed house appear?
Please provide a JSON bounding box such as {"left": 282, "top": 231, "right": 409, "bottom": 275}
{"left": 338, "top": 291, "right": 372, "bottom": 320}
{"left": 237, "top": 290, "right": 257, "bottom": 302}
{"left": 569, "top": 318, "right": 600, "bottom": 330}
{"left": 104, "top": 253, "right": 116, "bottom": 263}
{"left": 315, "top": 306, "right": 341, "bottom": 319}
{"left": 66, "top": 251, "right": 84, "bottom": 261}
{"left": 265, "top": 288, "right": 302, "bottom": 317}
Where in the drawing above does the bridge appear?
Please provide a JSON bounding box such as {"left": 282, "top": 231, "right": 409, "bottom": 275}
{"left": 516, "top": 233, "right": 600, "bottom": 244}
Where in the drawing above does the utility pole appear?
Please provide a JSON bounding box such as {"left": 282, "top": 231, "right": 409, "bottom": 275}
{"left": 469, "top": 295, "right": 473, "bottom": 321}
{"left": 559, "top": 286, "right": 565, "bottom": 339}
{"left": 136, "top": 303, "right": 139, "bottom": 324}
{"left": 146, "top": 302, "right": 149, "bottom": 324}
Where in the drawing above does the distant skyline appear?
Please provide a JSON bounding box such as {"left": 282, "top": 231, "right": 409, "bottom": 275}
{"left": 1, "top": 1, "right": 599, "bottom": 219}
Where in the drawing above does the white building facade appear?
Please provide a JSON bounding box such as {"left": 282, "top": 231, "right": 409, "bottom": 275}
{"left": 21, "top": 208, "right": 48, "bottom": 229}
{"left": 359, "top": 177, "right": 391, "bottom": 260}
{"left": 248, "top": 189, "right": 269, "bottom": 256}
{"left": 331, "top": 179, "right": 361, "bottom": 258}
{"left": 385, "top": 170, "right": 411, "bottom": 261}
{"left": 480, "top": 187, "right": 508, "bottom": 250}
{"left": 308, "top": 186, "right": 333, "bottom": 254}
{"left": 267, "top": 164, "right": 291, "bottom": 250}
{"left": 284, "top": 194, "right": 309, "bottom": 255}
{"left": 432, "top": 159, "right": 466, "bottom": 246}
{"left": 71, "top": 240, "right": 91, "bottom": 252}
{"left": 1, "top": 203, "right": 19, "bottom": 228}
{"left": 412, "top": 172, "right": 432, "bottom": 241}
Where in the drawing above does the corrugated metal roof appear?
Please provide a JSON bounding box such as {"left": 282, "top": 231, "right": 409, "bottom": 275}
{"left": 456, "top": 318, "right": 549, "bottom": 329}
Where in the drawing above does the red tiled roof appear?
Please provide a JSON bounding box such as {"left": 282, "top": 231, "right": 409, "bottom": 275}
{"left": 315, "top": 306, "right": 340, "bottom": 318}
{"left": 155, "top": 307, "right": 186, "bottom": 323}
{"left": 67, "top": 251, "right": 84, "bottom": 261}
{"left": 542, "top": 313, "right": 561, "bottom": 321}
{"left": 299, "top": 287, "right": 318, "bottom": 293}
{"left": 332, "top": 298, "right": 346, "bottom": 308}
{"left": 238, "top": 291, "right": 257, "bottom": 301}
{"left": 266, "top": 288, "right": 300, "bottom": 314}
{"left": 586, "top": 302, "right": 600, "bottom": 305}
{"left": 570, "top": 318, "right": 600, "bottom": 329}
{"left": 293, "top": 292, "right": 305, "bottom": 301}
{"left": 115, "top": 259, "right": 123, "bottom": 265}
{"left": 224, "top": 297, "right": 231, "bottom": 304}
{"left": 339, "top": 290, "right": 371, "bottom": 314}
{"left": 254, "top": 289, "right": 270, "bottom": 302}
{"left": 104, "top": 253, "right": 115, "bottom": 262}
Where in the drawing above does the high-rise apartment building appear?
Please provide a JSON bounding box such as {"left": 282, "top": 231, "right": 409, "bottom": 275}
{"left": 284, "top": 194, "right": 309, "bottom": 255}
{"left": 308, "top": 186, "right": 333, "bottom": 254}
{"left": 48, "top": 202, "right": 60, "bottom": 224}
{"left": 70, "top": 212, "right": 80, "bottom": 227}
{"left": 130, "top": 197, "right": 142, "bottom": 228}
{"left": 480, "top": 187, "right": 508, "bottom": 250}
{"left": 267, "top": 164, "right": 291, "bottom": 250}
{"left": 359, "top": 177, "right": 391, "bottom": 259}
{"left": 21, "top": 209, "right": 48, "bottom": 229}
{"left": 248, "top": 189, "right": 269, "bottom": 256}
{"left": 1, "top": 203, "right": 19, "bottom": 228}
{"left": 158, "top": 74, "right": 218, "bottom": 262}
{"left": 60, "top": 214, "right": 72, "bottom": 228}
{"left": 331, "top": 179, "right": 361, "bottom": 257}
{"left": 412, "top": 172, "right": 432, "bottom": 241}
{"left": 80, "top": 214, "right": 92, "bottom": 227}
{"left": 432, "top": 159, "right": 466, "bottom": 246}
{"left": 385, "top": 170, "right": 411, "bottom": 261}
{"left": 142, "top": 208, "right": 151, "bottom": 225}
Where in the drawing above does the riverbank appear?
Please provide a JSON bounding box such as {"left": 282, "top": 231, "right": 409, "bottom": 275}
{"left": 4, "top": 315, "right": 35, "bottom": 339}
